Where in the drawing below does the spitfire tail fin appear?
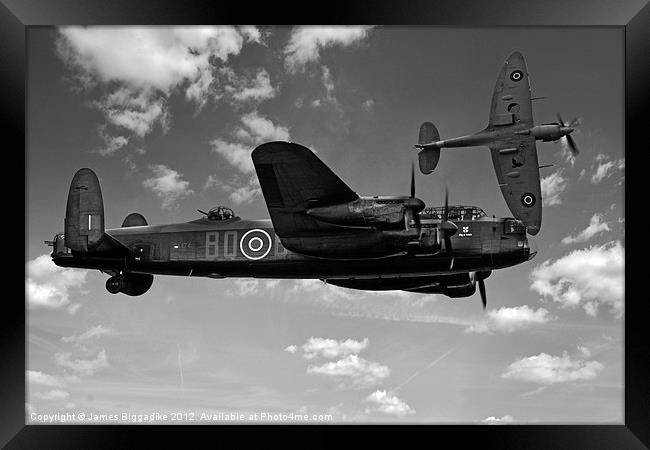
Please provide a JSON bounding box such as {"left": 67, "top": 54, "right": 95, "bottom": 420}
{"left": 417, "top": 122, "right": 441, "bottom": 174}
{"left": 64, "top": 168, "right": 106, "bottom": 252}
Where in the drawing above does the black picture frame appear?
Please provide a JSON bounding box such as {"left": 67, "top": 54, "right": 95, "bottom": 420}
{"left": 5, "top": 0, "right": 647, "bottom": 447}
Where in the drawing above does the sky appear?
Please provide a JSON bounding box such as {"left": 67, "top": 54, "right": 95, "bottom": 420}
{"left": 26, "top": 26, "right": 624, "bottom": 424}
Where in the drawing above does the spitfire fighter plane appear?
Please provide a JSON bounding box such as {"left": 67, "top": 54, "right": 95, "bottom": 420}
{"left": 48, "top": 142, "right": 537, "bottom": 309}
{"left": 415, "top": 51, "right": 580, "bottom": 236}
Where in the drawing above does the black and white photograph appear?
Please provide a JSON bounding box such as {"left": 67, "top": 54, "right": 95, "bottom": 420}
{"left": 23, "top": 23, "right": 628, "bottom": 428}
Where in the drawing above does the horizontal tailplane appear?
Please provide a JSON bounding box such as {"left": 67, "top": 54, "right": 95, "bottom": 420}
{"left": 417, "top": 122, "right": 441, "bottom": 174}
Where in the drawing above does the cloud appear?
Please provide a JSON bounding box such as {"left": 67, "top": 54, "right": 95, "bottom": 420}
{"left": 306, "top": 354, "right": 390, "bottom": 388}
{"left": 142, "top": 164, "right": 194, "bottom": 209}
{"left": 481, "top": 414, "right": 515, "bottom": 424}
{"left": 530, "top": 241, "right": 624, "bottom": 317}
{"left": 61, "top": 325, "right": 115, "bottom": 345}
{"left": 57, "top": 26, "right": 262, "bottom": 149}
{"left": 54, "top": 349, "right": 109, "bottom": 377}
{"left": 26, "top": 255, "right": 88, "bottom": 310}
{"left": 302, "top": 337, "right": 369, "bottom": 359}
{"left": 365, "top": 390, "right": 414, "bottom": 417}
{"left": 225, "top": 68, "right": 278, "bottom": 104}
{"left": 27, "top": 370, "right": 66, "bottom": 388}
{"left": 312, "top": 65, "right": 340, "bottom": 111}
{"left": 204, "top": 173, "right": 261, "bottom": 205}
{"left": 561, "top": 213, "right": 611, "bottom": 245}
{"left": 591, "top": 154, "right": 625, "bottom": 184}
{"left": 236, "top": 111, "right": 291, "bottom": 144}
{"left": 540, "top": 169, "right": 568, "bottom": 206}
{"left": 95, "top": 126, "right": 129, "bottom": 156}
{"left": 465, "top": 306, "right": 554, "bottom": 334}
{"left": 209, "top": 111, "right": 289, "bottom": 203}
{"left": 502, "top": 351, "right": 604, "bottom": 384}
{"left": 211, "top": 111, "right": 290, "bottom": 174}
{"left": 362, "top": 98, "right": 375, "bottom": 111}
{"left": 284, "top": 26, "right": 373, "bottom": 72}
{"left": 284, "top": 345, "right": 298, "bottom": 354}
{"left": 209, "top": 140, "right": 255, "bottom": 174}
{"left": 34, "top": 389, "right": 70, "bottom": 401}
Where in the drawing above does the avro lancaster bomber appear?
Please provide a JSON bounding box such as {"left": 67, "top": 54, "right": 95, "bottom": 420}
{"left": 48, "top": 141, "right": 537, "bottom": 309}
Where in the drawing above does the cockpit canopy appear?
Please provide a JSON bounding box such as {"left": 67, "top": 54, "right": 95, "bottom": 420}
{"left": 202, "top": 206, "right": 235, "bottom": 221}
{"left": 421, "top": 205, "right": 487, "bottom": 221}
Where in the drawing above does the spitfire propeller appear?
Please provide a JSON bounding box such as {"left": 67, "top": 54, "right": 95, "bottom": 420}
{"left": 556, "top": 113, "right": 580, "bottom": 157}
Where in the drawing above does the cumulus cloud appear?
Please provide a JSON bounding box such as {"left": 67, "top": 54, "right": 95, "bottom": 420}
{"left": 465, "top": 306, "right": 554, "bottom": 334}
{"left": 27, "top": 370, "right": 66, "bottom": 388}
{"left": 284, "top": 26, "right": 373, "bottom": 72}
{"left": 142, "top": 164, "right": 194, "bottom": 209}
{"left": 481, "top": 414, "right": 515, "bottom": 424}
{"left": 284, "top": 345, "right": 298, "bottom": 354}
{"left": 307, "top": 354, "right": 389, "bottom": 388}
{"left": 54, "top": 349, "right": 109, "bottom": 377}
{"left": 211, "top": 111, "right": 290, "bottom": 174}
{"left": 530, "top": 241, "right": 624, "bottom": 317}
{"left": 365, "top": 390, "right": 414, "bottom": 417}
{"left": 209, "top": 111, "right": 289, "bottom": 203}
{"left": 561, "top": 213, "right": 611, "bottom": 245}
{"left": 26, "top": 255, "right": 88, "bottom": 310}
{"left": 591, "top": 154, "right": 625, "bottom": 184}
{"left": 502, "top": 351, "right": 604, "bottom": 384}
{"left": 302, "top": 337, "right": 369, "bottom": 359}
{"left": 540, "top": 169, "right": 568, "bottom": 206}
{"left": 57, "top": 26, "right": 262, "bottom": 150}
{"left": 61, "top": 325, "right": 115, "bottom": 345}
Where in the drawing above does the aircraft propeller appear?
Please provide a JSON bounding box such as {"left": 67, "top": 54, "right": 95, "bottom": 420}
{"left": 438, "top": 188, "right": 458, "bottom": 260}
{"left": 471, "top": 270, "right": 492, "bottom": 310}
{"left": 404, "top": 162, "right": 425, "bottom": 233}
{"left": 557, "top": 113, "right": 580, "bottom": 157}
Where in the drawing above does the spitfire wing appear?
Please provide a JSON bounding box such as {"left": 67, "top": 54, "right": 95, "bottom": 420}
{"left": 489, "top": 51, "right": 533, "bottom": 128}
{"left": 488, "top": 51, "right": 541, "bottom": 235}
{"left": 489, "top": 138, "right": 542, "bottom": 235}
{"left": 252, "top": 141, "right": 359, "bottom": 238}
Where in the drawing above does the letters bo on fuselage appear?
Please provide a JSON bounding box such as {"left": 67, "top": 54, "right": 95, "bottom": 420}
{"left": 168, "top": 228, "right": 287, "bottom": 261}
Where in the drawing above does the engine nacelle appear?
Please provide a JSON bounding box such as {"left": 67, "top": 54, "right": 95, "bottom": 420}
{"left": 306, "top": 197, "right": 423, "bottom": 230}
{"left": 106, "top": 273, "right": 154, "bottom": 296}
{"left": 530, "top": 124, "right": 562, "bottom": 142}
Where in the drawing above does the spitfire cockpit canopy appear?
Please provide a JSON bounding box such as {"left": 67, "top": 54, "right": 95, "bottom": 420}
{"left": 421, "top": 206, "right": 487, "bottom": 221}
{"left": 201, "top": 206, "right": 235, "bottom": 221}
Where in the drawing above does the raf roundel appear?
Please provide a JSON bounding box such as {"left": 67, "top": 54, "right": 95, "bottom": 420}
{"left": 240, "top": 229, "right": 272, "bottom": 260}
{"left": 520, "top": 192, "right": 536, "bottom": 208}
{"left": 510, "top": 70, "right": 524, "bottom": 82}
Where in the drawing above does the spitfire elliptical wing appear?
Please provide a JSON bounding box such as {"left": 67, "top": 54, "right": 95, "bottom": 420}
{"left": 487, "top": 52, "right": 542, "bottom": 235}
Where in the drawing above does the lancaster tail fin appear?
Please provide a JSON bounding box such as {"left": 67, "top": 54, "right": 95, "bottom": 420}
{"left": 64, "top": 168, "right": 105, "bottom": 252}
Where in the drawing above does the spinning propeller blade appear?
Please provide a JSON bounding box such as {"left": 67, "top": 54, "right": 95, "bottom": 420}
{"left": 557, "top": 112, "right": 580, "bottom": 157}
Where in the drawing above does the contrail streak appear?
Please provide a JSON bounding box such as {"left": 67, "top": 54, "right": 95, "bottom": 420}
{"left": 177, "top": 343, "right": 184, "bottom": 392}
{"left": 393, "top": 347, "right": 456, "bottom": 392}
